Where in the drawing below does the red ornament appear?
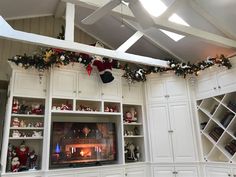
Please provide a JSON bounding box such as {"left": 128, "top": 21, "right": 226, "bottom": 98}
{"left": 86, "top": 64, "right": 93, "bottom": 76}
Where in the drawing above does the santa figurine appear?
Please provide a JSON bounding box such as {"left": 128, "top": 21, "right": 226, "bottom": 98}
{"left": 12, "top": 99, "right": 19, "bottom": 114}
{"left": 16, "top": 141, "right": 29, "bottom": 167}
{"left": 12, "top": 118, "right": 20, "bottom": 127}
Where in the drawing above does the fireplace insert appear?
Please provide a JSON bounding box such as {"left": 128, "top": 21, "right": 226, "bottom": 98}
{"left": 50, "top": 122, "right": 117, "bottom": 168}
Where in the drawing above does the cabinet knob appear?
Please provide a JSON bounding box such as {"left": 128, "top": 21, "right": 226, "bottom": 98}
{"left": 73, "top": 91, "right": 76, "bottom": 93}
{"left": 213, "top": 87, "right": 217, "bottom": 90}
{"left": 125, "top": 173, "right": 127, "bottom": 176}
{"left": 122, "top": 96, "right": 124, "bottom": 99}
{"left": 228, "top": 174, "right": 231, "bottom": 177}
{"left": 43, "top": 89, "right": 46, "bottom": 92}
{"left": 173, "top": 171, "right": 178, "bottom": 174}
{"left": 218, "top": 86, "right": 221, "bottom": 89}
{"left": 101, "top": 93, "right": 104, "bottom": 96}
{"left": 78, "top": 91, "right": 82, "bottom": 94}
{"left": 164, "top": 95, "right": 170, "bottom": 98}
{"left": 168, "top": 130, "right": 174, "bottom": 133}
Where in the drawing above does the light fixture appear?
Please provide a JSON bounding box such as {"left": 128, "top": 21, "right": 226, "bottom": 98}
{"left": 139, "top": 0, "right": 167, "bottom": 17}
{"left": 160, "top": 29, "right": 185, "bottom": 42}
{"left": 169, "top": 13, "right": 190, "bottom": 26}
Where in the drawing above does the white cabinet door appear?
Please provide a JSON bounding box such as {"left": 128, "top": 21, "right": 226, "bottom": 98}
{"left": 101, "top": 76, "right": 122, "bottom": 101}
{"left": 153, "top": 167, "right": 174, "bottom": 177}
{"left": 206, "top": 167, "right": 231, "bottom": 177}
{"left": 175, "top": 166, "right": 199, "bottom": 177}
{"left": 169, "top": 102, "right": 196, "bottom": 162}
{"left": 13, "top": 72, "right": 46, "bottom": 98}
{"left": 101, "top": 169, "right": 124, "bottom": 177}
{"left": 146, "top": 77, "right": 166, "bottom": 103}
{"left": 195, "top": 71, "right": 218, "bottom": 99}
{"left": 165, "top": 77, "right": 188, "bottom": 102}
{"left": 122, "top": 82, "right": 143, "bottom": 104}
{"left": 52, "top": 70, "right": 77, "bottom": 98}
{"left": 78, "top": 72, "right": 101, "bottom": 100}
{"left": 217, "top": 67, "right": 236, "bottom": 94}
{"left": 232, "top": 168, "right": 236, "bottom": 177}
{"left": 149, "top": 104, "right": 173, "bottom": 163}
{"left": 126, "top": 167, "right": 147, "bottom": 177}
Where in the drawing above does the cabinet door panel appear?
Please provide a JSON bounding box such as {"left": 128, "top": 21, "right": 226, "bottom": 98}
{"left": 175, "top": 167, "right": 199, "bottom": 177}
{"left": 169, "top": 102, "right": 195, "bottom": 162}
{"left": 149, "top": 104, "right": 173, "bottom": 163}
{"left": 146, "top": 78, "right": 166, "bottom": 103}
{"left": 166, "top": 77, "right": 188, "bottom": 102}
{"left": 101, "top": 169, "right": 124, "bottom": 177}
{"left": 195, "top": 71, "right": 218, "bottom": 99}
{"left": 101, "top": 76, "right": 121, "bottom": 101}
{"left": 77, "top": 172, "right": 100, "bottom": 177}
{"left": 122, "top": 82, "right": 143, "bottom": 104}
{"left": 153, "top": 167, "right": 174, "bottom": 177}
{"left": 126, "top": 167, "right": 146, "bottom": 177}
{"left": 78, "top": 73, "right": 101, "bottom": 99}
{"left": 52, "top": 70, "right": 77, "bottom": 98}
{"left": 206, "top": 167, "right": 231, "bottom": 177}
{"left": 217, "top": 67, "right": 236, "bottom": 94}
{"left": 13, "top": 72, "right": 46, "bottom": 97}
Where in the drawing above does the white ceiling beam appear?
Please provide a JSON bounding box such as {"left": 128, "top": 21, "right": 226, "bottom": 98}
{"left": 153, "top": 18, "right": 236, "bottom": 48}
{"left": 188, "top": 0, "right": 236, "bottom": 40}
{"left": 54, "top": 1, "right": 66, "bottom": 18}
{"left": 69, "top": 1, "right": 236, "bottom": 49}
{"left": 121, "top": 19, "right": 185, "bottom": 62}
{"left": 116, "top": 31, "right": 143, "bottom": 52}
{"left": 159, "top": 0, "right": 185, "bottom": 20}
{"left": 65, "top": 2, "right": 75, "bottom": 41}
{"left": 0, "top": 16, "right": 168, "bottom": 67}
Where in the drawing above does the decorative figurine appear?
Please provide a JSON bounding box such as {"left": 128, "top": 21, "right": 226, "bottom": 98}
{"left": 7, "top": 143, "right": 16, "bottom": 172}
{"left": 12, "top": 99, "right": 19, "bottom": 114}
{"left": 134, "top": 127, "right": 140, "bottom": 135}
{"left": 28, "top": 150, "right": 38, "bottom": 169}
{"left": 104, "top": 106, "right": 110, "bottom": 112}
{"left": 124, "top": 108, "right": 138, "bottom": 123}
{"left": 12, "top": 130, "right": 21, "bottom": 138}
{"left": 16, "top": 141, "right": 29, "bottom": 167}
{"left": 12, "top": 118, "right": 20, "bottom": 127}
{"left": 11, "top": 156, "right": 20, "bottom": 172}
{"left": 20, "top": 120, "right": 26, "bottom": 127}
{"left": 32, "top": 131, "right": 42, "bottom": 137}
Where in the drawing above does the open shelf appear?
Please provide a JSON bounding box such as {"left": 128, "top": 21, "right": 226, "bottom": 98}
{"left": 196, "top": 91, "right": 236, "bottom": 163}
{"left": 51, "top": 98, "right": 73, "bottom": 111}
{"left": 104, "top": 101, "right": 121, "bottom": 113}
{"left": 76, "top": 100, "right": 102, "bottom": 112}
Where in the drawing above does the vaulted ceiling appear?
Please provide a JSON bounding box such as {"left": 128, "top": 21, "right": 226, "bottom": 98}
{"left": 0, "top": 0, "right": 236, "bottom": 62}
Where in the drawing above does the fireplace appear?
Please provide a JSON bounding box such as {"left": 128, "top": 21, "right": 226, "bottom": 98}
{"left": 50, "top": 122, "right": 117, "bottom": 168}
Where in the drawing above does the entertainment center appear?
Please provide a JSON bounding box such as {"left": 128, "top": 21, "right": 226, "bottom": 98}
{"left": 1, "top": 58, "right": 236, "bottom": 177}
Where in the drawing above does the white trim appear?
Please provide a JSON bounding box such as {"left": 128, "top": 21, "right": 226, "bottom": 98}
{"left": 0, "top": 16, "right": 168, "bottom": 67}
{"left": 65, "top": 2, "right": 75, "bottom": 41}
{"left": 116, "top": 31, "right": 143, "bottom": 52}
{"left": 5, "top": 14, "right": 53, "bottom": 21}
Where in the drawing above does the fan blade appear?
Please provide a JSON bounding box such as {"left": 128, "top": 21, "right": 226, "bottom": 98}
{"left": 128, "top": 0, "right": 154, "bottom": 29}
{"left": 81, "top": 0, "right": 121, "bottom": 25}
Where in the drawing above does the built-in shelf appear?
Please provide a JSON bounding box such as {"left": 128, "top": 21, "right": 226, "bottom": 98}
{"left": 123, "top": 123, "right": 143, "bottom": 126}
{"left": 11, "top": 114, "right": 44, "bottom": 118}
{"left": 197, "top": 91, "right": 236, "bottom": 163}
{"left": 51, "top": 110, "right": 121, "bottom": 115}
{"left": 10, "top": 127, "right": 44, "bottom": 130}
{"left": 9, "top": 137, "right": 43, "bottom": 140}
{"left": 124, "top": 135, "right": 144, "bottom": 138}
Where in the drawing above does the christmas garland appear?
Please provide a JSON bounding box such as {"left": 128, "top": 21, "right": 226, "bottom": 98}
{"left": 8, "top": 47, "right": 232, "bottom": 84}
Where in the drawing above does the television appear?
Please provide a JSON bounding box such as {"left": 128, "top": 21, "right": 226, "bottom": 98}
{"left": 50, "top": 122, "right": 117, "bottom": 168}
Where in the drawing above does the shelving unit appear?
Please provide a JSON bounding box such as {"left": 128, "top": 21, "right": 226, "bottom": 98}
{"left": 197, "top": 91, "right": 236, "bottom": 163}
{"left": 5, "top": 96, "right": 45, "bottom": 173}
{"left": 122, "top": 104, "right": 145, "bottom": 163}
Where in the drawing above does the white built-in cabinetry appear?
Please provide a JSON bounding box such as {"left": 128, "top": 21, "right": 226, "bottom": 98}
{"left": 146, "top": 74, "right": 196, "bottom": 163}
{"left": 1, "top": 64, "right": 147, "bottom": 177}
{"left": 146, "top": 74, "right": 198, "bottom": 177}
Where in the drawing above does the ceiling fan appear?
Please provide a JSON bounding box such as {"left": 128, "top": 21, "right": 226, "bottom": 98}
{"left": 81, "top": 0, "right": 154, "bottom": 29}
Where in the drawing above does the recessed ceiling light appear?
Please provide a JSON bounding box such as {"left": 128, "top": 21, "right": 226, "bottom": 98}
{"left": 139, "top": 0, "right": 167, "bottom": 17}
{"left": 169, "top": 13, "right": 190, "bottom": 26}
{"left": 160, "top": 29, "right": 185, "bottom": 42}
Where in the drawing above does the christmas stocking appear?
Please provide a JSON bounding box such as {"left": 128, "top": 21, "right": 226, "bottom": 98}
{"left": 92, "top": 59, "right": 114, "bottom": 83}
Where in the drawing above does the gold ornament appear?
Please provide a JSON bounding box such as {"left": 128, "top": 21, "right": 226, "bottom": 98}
{"left": 43, "top": 50, "right": 54, "bottom": 62}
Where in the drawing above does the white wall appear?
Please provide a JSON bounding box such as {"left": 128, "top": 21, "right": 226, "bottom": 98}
{"left": 0, "top": 16, "right": 98, "bottom": 81}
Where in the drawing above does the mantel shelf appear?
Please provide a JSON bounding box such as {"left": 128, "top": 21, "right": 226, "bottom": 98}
{"left": 51, "top": 110, "right": 121, "bottom": 116}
